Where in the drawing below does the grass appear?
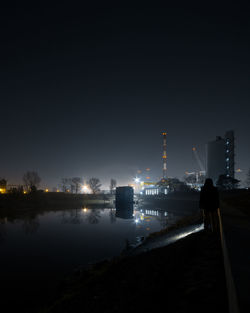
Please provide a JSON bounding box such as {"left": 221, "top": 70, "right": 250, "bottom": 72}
{"left": 41, "top": 230, "right": 228, "bottom": 313}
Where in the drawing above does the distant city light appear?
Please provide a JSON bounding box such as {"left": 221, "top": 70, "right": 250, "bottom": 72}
{"left": 134, "top": 177, "right": 140, "bottom": 183}
{"left": 81, "top": 185, "right": 90, "bottom": 193}
{"left": 45, "top": 189, "right": 49, "bottom": 192}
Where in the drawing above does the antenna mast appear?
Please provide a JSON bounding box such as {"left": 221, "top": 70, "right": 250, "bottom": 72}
{"left": 162, "top": 132, "right": 167, "bottom": 178}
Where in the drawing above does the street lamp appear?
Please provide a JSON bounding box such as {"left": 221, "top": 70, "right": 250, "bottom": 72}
{"left": 134, "top": 177, "right": 140, "bottom": 183}
{"left": 81, "top": 185, "right": 90, "bottom": 194}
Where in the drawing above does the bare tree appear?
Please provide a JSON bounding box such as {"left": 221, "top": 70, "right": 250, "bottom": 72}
{"left": 110, "top": 178, "right": 117, "bottom": 194}
{"left": 68, "top": 178, "right": 75, "bottom": 193}
{"left": 86, "top": 209, "right": 101, "bottom": 224}
{"left": 23, "top": 171, "right": 41, "bottom": 192}
{"left": 0, "top": 178, "right": 7, "bottom": 188}
{"left": 61, "top": 178, "right": 69, "bottom": 192}
{"left": 216, "top": 175, "right": 240, "bottom": 190}
{"left": 72, "top": 177, "right": 82, "bottom": 194}
{"left": 88, "top": 178, "right": 102, "bottom": 194}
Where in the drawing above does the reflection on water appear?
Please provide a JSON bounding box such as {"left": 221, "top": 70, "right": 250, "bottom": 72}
{"left": 116, "top": 203, "right": 134, "bottom": 219}
{"left": 0, "top": 206, "right": 183, "bottom": 245}
{"left": 0, "top": 217, "right": 7, "bottom": 243}
{"left": 22, "top": 215, "right": 40, "bottom": 235}
{"left": 109, "top": 208, "right": 116, "bottom": 224}
{"left": 0, "top": 207, "right": 178, "bottom": 284}
{"left": 0, "top": 206, "right": 177, "bottom": 246}
{"left": 134, "top": 208, "right": 176, "bottom": 230}
{"left": 0, "top": 204, "right": 195, "bottom": 312}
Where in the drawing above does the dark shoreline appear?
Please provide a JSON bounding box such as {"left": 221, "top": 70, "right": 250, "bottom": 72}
{"left": 41, "top": 229, "right": 228, "bottom": 313}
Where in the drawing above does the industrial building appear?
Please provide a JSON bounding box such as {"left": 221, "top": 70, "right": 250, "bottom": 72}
{"left": 144, "top": 185, "right": 169, "bottom": 196}
{"left": 206, "top": 130, "right": 235, "bottom": 184}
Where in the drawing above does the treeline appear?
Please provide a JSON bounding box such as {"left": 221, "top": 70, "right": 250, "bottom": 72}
{"left": 0, "top": 171, "right": 118, "bottom": 195}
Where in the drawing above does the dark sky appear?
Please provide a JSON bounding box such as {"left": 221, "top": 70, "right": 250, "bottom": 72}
{"left": 1, "top": 1, "right": 249, "bottom": 188}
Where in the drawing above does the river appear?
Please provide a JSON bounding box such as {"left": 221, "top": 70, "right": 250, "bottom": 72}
{"left": 0, "top": 202, "right": 198, "bottom": 312}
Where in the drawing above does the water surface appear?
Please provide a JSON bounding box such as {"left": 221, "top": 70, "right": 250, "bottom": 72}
{"left": 0, "top": 205, "right": 185, "bottom": 311}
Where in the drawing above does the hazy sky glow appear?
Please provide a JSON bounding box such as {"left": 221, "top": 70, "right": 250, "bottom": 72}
{"left": 1, "top": 2, "right": 249, "bottom": 188}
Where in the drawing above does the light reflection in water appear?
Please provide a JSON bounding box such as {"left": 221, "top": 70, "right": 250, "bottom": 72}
{"left": 0, "top": 204, "right": 199, "bottom": 312}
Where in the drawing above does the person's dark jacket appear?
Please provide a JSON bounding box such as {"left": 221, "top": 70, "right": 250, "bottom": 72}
{"left": 199, "top": 186, "right": 220, "bottom": 212}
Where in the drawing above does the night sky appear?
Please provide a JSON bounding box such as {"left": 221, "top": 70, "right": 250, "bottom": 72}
{"left": 1, "top": 2, "right": 249, "bottom": 189}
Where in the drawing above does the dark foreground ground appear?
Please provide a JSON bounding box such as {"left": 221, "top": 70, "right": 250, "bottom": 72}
{"left": 43, "top": 230, "right": 228, "bottom": 313}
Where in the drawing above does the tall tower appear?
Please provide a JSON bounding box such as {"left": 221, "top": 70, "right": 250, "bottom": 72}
{"left": 206, "top": 130, "right": 235, "bottom": 183}
{"left": 162, "top": 132, "right": 167, "bottom": 178}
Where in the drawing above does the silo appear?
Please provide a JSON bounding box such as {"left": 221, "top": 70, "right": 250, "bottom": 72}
{"left": 115, "top": 186, "right": 134, "bottom": 205}
{"left": 206, "top": 136, "right": 225, "bottom": 184}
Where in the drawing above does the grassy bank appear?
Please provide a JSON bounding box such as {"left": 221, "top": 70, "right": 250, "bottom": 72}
{"left": 41, "top": 230, "right": 228, "bottom": 313}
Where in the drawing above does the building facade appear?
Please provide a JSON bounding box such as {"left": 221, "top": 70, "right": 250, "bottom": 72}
{"left": 206, "top": 130, "right": 235, "bottom": 184}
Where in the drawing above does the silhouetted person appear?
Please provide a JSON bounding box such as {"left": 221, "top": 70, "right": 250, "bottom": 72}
{"left": 199, "top": 178, "right": 220, "bottom": 233}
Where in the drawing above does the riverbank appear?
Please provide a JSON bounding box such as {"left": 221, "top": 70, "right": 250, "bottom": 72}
{"left": 219, "top": 189, "right": 250, "bottom": 313}
{"left": 42, "top": 229, "right": 228, "bottom": 313}
{"left": 0, "top": 191, "right": 200, "bottom": 219}
{"left": 0, "top": 193, "right": 114, "bottom": 218}
{"left": 221, "top": 189, "right": 250, "bottom": 216}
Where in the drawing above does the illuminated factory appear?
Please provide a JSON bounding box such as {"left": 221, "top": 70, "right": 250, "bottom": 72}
{"left": 143, "top": 132, "right": 169, "bottom": 196}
